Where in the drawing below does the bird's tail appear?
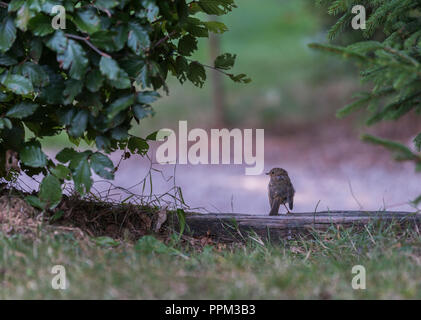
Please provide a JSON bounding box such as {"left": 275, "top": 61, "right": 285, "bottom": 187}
{"left": 269, "top": 198, "right": 281, "bottom": 216}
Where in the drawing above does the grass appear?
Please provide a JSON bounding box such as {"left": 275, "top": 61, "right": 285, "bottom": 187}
{"left": 1, "top": 222, "right": 420, "bottom": 299}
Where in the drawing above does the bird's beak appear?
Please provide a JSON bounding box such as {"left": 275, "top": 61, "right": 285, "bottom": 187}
{"left": 265, "top": 172, "right": 270, "bottom": 175}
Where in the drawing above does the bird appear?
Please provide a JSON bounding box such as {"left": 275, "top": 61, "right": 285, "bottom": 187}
{"left": 266, "top": 168, "right": 295, "bottom": 215}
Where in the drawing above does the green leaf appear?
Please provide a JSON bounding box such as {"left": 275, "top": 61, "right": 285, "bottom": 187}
{"left": 56, "top": 147, "right": 78, "bottom": 163}
{"left": 107, "top": 69, "right": 131, "bottom": 89}
{"left": 73, "top": 9, "right": 102, "bottom": 34}
{"left": 0, "top": 16, "right": 19, "bottom": 52}
{"left": 178, "top": 34, "right": 198, "bottom": 56}
{"left": 20, "top": 141, "right": 48, "bottom": 168}
{"left": 140, "top": 0, "right": 159, "bottom": 22}
{"left": 2, "top": 74, "right": 34, "bottom": 95}
{"left": 8, "top": 0, "right": 26, "bottom": 12}
{"left": 0, "top": 54, "right": 17, "bottom": 66}
{"left": 29, "top": 38, "right": 43, "bottom": 62}
{"left": 185, "top": 18, "right": 209, "bottom": 37}
{"left": 63, "top": 79, "right": 83, "bottom": 105}
{"left": 187, "top": 61, "right": 206, "bottom": 88}
{"left": 127, "top": 22, "right": 150, "bottom": 55}
{"left": 58, "top": 39, "right": 88, "bottom": 80}
{"left": 214, "top": 53, "right": 236, "bottom": 70}
{"left": 128, "top": 136, "right": 149, "bottom": 155}
{"left": 15, "top": 4, "right": 35, "bottom": 32}
{"left": 90, "top": 31, "right": 118, "bottom": 52}
{"left": 68, "top": 110, "right": 89, "bottom": 138}
{"left": 90, "top": 152, "right": 114, "bottom": 179}
{"left": 50, "top": 164, "right": 71, "bottom": 180}
{"left": 46, "top": 30, "right": 67, "bottom": 53}
{"left": 25, "top": 195, "right": 45, "bottom": 210}
{"left": 228, "top": 73, "right": 251, "bottom": 83}
{"left": 107, "top": 95, "right": 135, "bottom": 119}
{"left": 14, "top": 62, "right": 49, "bottom": 87}
{"left": 136, "top": 91, "right": 160, "bottom": 104}
{"left": 203, "top": 21, "right": 228, "bottom": 34}
{"left": 93, "top": 236, "right": 120, "bottom": 247}
{"left": 414, "top": 133, "right": 421, "bottom": 152}
{"left": 133, "top": 104, "right": 154, "bottom": 120}
{"left": 0, "top": 118, "right": 12, "bottom": 130}
{"left": 39, "top": 174, "right": 62, "bottom": 209}
{"left": 28, "top": 14, "right": 54, "bottom": 36}
{"left": 95, "top": 0, "right": 119, "bottom": 10}
{"left": 99, "top": 56, "right": 120, "bottom": 81}
{"left": 86, "top": 69, "right": 104, "bottom": 92}
{"left": 197, "top": 0, "right": 236, "bottom": 15}
{"left": 6, "top": 102, "right": 38, "bottom": 119}
{"left": 72, "top": 157, "right": 92, "bottom": 194}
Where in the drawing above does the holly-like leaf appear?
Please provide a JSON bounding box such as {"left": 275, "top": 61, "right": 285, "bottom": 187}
{"left": 107, "top": 95, "right": 135, "bottom": 119}
{"left": 73, "top": 9, "right": 102, "bottom": 34}
{"left": 203, "top": 21, "right": 228, "bottom": 34}
{"left": 127, "top": 22, "right": 150, "bottom": 55}
{"left": 6, "top": 102, "right": 38, "bottom": 119}
{"left": 0, "top": 16, "right": 16, "bottom": 52}
{"left": 14, "top": 62, "right": 49, "bottom": 87}
{"left": 56, "top": 147, "right": 79, "bottom": 163}
{"left": 15, "top": 4, "right": 35, "bottom": 32}
{"left": 136, "top": 91, "right": 160, "bottom": 104}
{"left": 57, "top": 40, "right": 89, "bottom": 80}
{"left": 90, "top": 31, "right": 118, "bottom": 52}
{"left": 133, "top": 104, "right": 154, "bottom": 120}
{"left": 107, "top": 69, "right": 131, "bottom": 89}
{"left": 50, "top": 164, "right": 71, "bottom": 180}
{"left": 2, "top": 74, "right": 34, "bottom": 95}
{"left": 187, "top": 61, "right": 206, "bottom": 87}
{"left": 28, "top": 14, "right": 54, "bottom": 36}
{"left": 63, "top": 79, "right": 83, "bottom": 105}
{"left": 68, "top": 110, "right": 89, "bottom": 138}
{"left": 197, "top": 0, "right": 236, "bottom": 15}
{"left": 128, "top": 136, "right": 149, "bottom": 155}
{"left": 72, "top": 157, "right": 92, "bottom": 194}
{"left": 46, "top": 30, "right": 67, "bottom": 53}
{"left": 39, "top": 174, "right": 62, "bottom": 209}
{"left": 0, "top": 54, "right": 17, "bottom": 66}
{"left": 178, "top": 34, "right": 198, "bottom": 56}
{"left": 228, "top": 73, "right": 251, "bottom": 83}
{"left": 214, "top": 53, "right": 236, "bottom": 70}
{"left": 86, "top": 69, "right": 104, "bottom": 92}
{"left": 99, "top": 56, "right": 120, "bottom": 81}
{"left": 90, "top": 152, "right": 114, "bottom": 179}
{"left": 20, "top": 141, "right": 48, "bottom": 168}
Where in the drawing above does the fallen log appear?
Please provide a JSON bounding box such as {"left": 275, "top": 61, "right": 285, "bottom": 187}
{"left": 170, "top": 211, "right": 421, "bottom": 242}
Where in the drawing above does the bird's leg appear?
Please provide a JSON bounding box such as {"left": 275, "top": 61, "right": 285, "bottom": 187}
{"left": 283, "top": 203, "right": 291, "bottom": 214}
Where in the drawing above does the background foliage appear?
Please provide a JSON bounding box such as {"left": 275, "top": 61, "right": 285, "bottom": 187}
{"left": 0, "top": 0, "right": 248, "bottom": 208}
{"left": 311, "top": 0, "right": 421, "bottom": 203}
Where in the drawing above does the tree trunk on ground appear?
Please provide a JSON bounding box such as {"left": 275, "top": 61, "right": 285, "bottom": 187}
{"left": 168, "top": 211, "right": 421, "bottom": 242}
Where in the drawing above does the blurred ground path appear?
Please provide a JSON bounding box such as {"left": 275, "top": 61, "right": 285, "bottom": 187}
{"left": 20, "top": 133, "right": 420, "bottom": 214}
{"left": 100, "top": 134, "right": 420, "bottom": 214}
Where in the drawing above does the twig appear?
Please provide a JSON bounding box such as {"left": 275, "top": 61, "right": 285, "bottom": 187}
{"left": 347, "top": 178, "right": 363, "bottom": 210}
{"left": 151, "top": 30, "right": 177, "bottom": 50}
{"left": 65, "top": 33, "right": 111, "bottom": 58}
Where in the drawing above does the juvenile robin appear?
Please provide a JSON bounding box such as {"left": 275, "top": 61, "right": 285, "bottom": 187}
{"left": 266, "top": 168, "right": 295, "bottom": 215}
